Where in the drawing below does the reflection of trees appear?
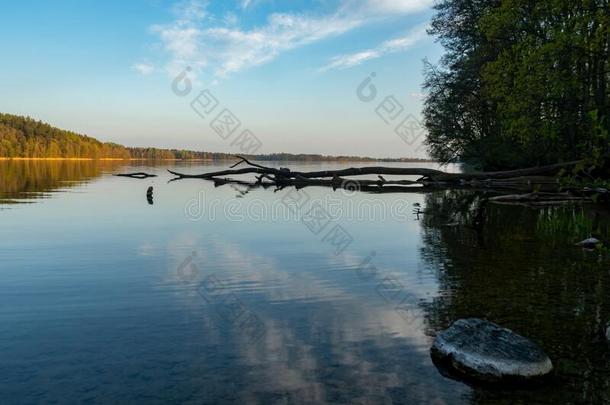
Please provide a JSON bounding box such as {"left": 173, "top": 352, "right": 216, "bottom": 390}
{"left": 419, "top": 190, "right": 610, "bottom": 403}
{"left": 0, "top": 160, "right": 124, "bottom": 203}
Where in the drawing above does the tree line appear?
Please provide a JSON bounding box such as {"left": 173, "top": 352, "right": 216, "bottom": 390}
{"left": 424, "top": 0, "right": 609, "bottom": 170}
{"left": 0, "top": 113, "right": 429, "bottom": 162}
{"left": 0, "top": 113, "right": 131, "bottom": 159}
{"left": 0, "top": 113, "right": 238, "bottom": 160}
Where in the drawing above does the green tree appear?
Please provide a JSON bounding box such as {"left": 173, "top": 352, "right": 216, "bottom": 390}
{"left": 424, "top": 0, "right": 609, "bottom": 170}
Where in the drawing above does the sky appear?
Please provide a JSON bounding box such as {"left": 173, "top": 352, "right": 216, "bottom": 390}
{"left": 0, "top": 0, "right": 443, "bottom": 158}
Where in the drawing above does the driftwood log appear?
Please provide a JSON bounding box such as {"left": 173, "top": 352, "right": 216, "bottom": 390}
{"left": 166, "top": 156, "right": 610, "bottom": 205}
{"left": 166, "top": 156, "right": 589, "bottom": 199}
{"left": 488, "top": 192, "right": 594, "bottom": 206}
{"left": 168, "top": 156, "right": 578, "bottom": 183}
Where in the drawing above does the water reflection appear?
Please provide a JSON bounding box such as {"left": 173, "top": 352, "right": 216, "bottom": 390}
{"left": 2, "top": 161, "right": 610, "bottom": 404}
{"left": 164, "top": 224, "right": 469, "bottom": 403}
{"left": 419, "top": 190, "right": 610, "bottom": 403}
{"left": 1, "top": 161, "right": 471, "bottom": 404}
{"left": 0, "top": 159, "right": 124, "bottom": 204}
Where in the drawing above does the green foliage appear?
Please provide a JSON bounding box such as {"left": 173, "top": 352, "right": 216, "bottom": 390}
{"left": 424, "top": 0, "right": 610, "bottom": 170}
{"left": 557, "top": 112, "right": 610, "bottom": 192}
{"left": 536, "top": 205, "right": 610, "bottom": 254}
{"left": 0, "top": 113, "right": 131, "bottom": 159}
{"left": 537, "top": 207, "right": 595, "bottom": 241}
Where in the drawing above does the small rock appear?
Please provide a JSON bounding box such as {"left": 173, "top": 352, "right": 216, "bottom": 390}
{"left": 431, "top": 318, "right": 553, "bottom": 384}
{"left": 575, "top": 237, "right": 601, "bottom": 249}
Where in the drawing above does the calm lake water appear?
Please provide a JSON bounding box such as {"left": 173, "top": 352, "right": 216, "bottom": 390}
{"left": 1, "top": 160, "right": 609, "bottom": 404}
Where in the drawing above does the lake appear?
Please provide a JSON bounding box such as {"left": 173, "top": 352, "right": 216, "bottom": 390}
{"left": 1, "top": 160, "right": 609, "bottom": 404}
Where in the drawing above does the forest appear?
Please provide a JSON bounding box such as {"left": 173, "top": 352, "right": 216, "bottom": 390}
{"left": 0, "top": 113, "right": 240, "bottom": 160}
{"left": 424, "top": 0, "right": 609, "bottom": 171}
{"left": 0, "top": 113, "right": 430, "bottom": 162}
{"left": 0, "top": 113, "right": 131, "bottom": 159}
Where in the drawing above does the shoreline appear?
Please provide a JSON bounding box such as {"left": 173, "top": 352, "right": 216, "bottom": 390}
{"left": 0, "top": 157, "right": 202, "bottom": 161}
{"left": 0, "top": 157, "right": 438, "bottom": 163}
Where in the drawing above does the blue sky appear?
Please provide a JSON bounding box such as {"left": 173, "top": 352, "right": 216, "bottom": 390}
{"left": 0, "top": 0, "right": 442, "bottom": 158}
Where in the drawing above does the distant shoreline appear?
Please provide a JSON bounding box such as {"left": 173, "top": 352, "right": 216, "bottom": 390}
{"left": 0, "top": 157, "right": 190, "bottom": 161}
{"left": 0, "top": 113, "right": 435, "bottom": 164}
{"left": 0, "top": 157, "right": 437, "bottom": 162}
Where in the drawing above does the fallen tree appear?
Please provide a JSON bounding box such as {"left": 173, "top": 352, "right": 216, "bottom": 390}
{"left": 167, "top": 156, "right": 604, "bottom": 202}
{"left": 168, "top": 156, "right": 579, "bottom": 183}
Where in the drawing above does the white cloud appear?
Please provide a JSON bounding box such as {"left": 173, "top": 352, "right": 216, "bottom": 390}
{"left": 132, "top": 63, "right": 155, "bottom": 75}
{"left": 364, "top": 0, "right": 434, "bottom": 13}
{"left": 204, "top": 13, "right": 364, "bottom": 77}
{"left": 320, "top": 23, "right": 429, "bottom": 71}
{"left": 148, "top": 0, "right": 432, "bottom": 79}
{"left": 223, "top": 12, "right": 238, "bottom": 26}
{"left": 172, "top": 0, "right": 207, "bottom": 24}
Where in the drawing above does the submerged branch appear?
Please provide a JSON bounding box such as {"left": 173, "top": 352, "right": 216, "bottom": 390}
{"left": 488, "top": 192, "right": 593, "bottom": 206}
{"left": 115, "top": 172, "right": 158, "bottom": 179}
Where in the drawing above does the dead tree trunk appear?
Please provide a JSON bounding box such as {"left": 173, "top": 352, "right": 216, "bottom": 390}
{"left": 168, "top": 156, "right": 578, "bottom": 182}
{"left": 166, "top": 156, "right": 603, "bottom": 201}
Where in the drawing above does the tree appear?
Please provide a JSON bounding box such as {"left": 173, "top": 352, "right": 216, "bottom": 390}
{"left": 424, "top": 0, "right": 609, "bottom": 170}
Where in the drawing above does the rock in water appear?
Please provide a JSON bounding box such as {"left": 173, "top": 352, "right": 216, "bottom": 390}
{"left": 431, "top": 318, "right": 553, "bottom": 384}
{"left": 575, "top": 237, "right": 601, "bottom": 249}
{"left": 146, "top": 186, "right": 154, "bottom": 205}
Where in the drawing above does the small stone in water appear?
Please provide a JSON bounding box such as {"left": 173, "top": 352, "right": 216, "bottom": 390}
{"left": 575, "top": 237, "right": 601, "bottom": 249}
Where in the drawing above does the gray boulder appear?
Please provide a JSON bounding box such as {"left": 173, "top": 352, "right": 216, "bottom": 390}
{"left": 575, "top": 237, "right": 601, "bottom": 249}
{"left": 431, "top": 318, "right": 553, "bottom": 384}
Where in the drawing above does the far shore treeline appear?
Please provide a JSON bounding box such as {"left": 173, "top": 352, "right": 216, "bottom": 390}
{"left": 0, "top": 113, "right": 429, "bottom": 162}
